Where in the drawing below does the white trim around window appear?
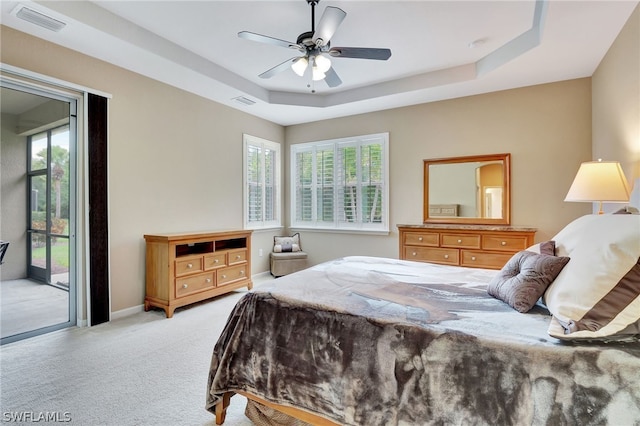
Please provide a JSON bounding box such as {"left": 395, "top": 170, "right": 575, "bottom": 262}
{"left": 290, "top": 132, "right": 389, "bottom": 233}
{"left": 243, "top": 134, "right": 281, "bottom": 230}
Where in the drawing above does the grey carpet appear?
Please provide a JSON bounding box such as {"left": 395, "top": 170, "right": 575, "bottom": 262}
{"left": 1, "top": 279, "right": 69, "bottom": 338}
{"left": 0, "top": 281, "right": 267, "bottom": 426}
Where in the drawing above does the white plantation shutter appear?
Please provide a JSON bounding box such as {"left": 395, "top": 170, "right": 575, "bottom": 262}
{"left": 291, "top": 133, "right": 388, "bottom": 232}
{"left": 336, "top": 142, "right": 357, "bottom": 225}
{"left": 360, "top": 138, "right": 385, "bottom": 225}
{"left": 316, "top": 145, "right": 335, "bottom": 224}
{"left": 244, "top": 135, "right": 281, "bottom": 229}
{"left": 246, "top": 144, "right": 262, "bottom": 222}
{"left": 294, "top": 148, "right": 313, "bottom": 222}
{"left": 264, "top": 147, "right": 276, "bottom": 221}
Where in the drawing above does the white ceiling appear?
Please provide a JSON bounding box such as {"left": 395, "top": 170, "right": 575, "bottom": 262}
{"left": 1, "top": 0, "right": 637, "bottom": 126}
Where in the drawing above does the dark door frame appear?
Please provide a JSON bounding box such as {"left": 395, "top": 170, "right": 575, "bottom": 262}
{"left": 87, "top": 93, "right": 109, "bottom": 326}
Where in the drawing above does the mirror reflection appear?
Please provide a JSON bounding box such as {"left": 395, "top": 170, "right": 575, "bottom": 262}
{"left": 423, "top": 153, "right": 511, "bottom": 225}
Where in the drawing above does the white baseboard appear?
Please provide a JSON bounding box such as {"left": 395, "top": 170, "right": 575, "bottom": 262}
{"left": 107, "top": 273, "right": 270, "bottom": 323}
{"left": 252, "top": 271, "right": 272, "bottom": 281}
{"left": 111, "top": 304, "right": 144, "bottom": 321}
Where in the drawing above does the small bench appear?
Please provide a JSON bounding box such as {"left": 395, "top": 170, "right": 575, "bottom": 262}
{"left": 270, "top": 251, "right": 308, "bottom": 277}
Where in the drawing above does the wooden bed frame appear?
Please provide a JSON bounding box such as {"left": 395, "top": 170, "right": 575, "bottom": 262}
{"left": 215, "top": 391, "right": 338, "bottom": 425}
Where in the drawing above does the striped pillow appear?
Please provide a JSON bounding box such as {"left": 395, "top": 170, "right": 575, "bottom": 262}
{"left": 544, "top": 214, "right": 640, "bottom": 341}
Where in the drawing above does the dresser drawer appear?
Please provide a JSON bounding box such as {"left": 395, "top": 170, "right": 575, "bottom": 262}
{"left": 404, "top": 232, "right": 439, "bottom": 246}
{"left": 175, "top": 272, "right": 214, "bottom": 297}
{"left": 175, "top": 256, "right": 203, "bottom": 276}
{"left": 404, "top": 246, "right": 459, "bottom": 266}
{"left": 461, "top": 250, "right": 513, "bottom": 269}
{"left": 441, "top": 233, "right": 481, "bottom": 249}
{"left": 482, "top": 235, "right": 530, "bottom": 252}
{"left": 227, "top": 249, "right": 248, "bottom": 265}
{"left": 218, "top": 264, "right": 248, "bottom": 286}
{"left": 204, "top": 252, "right": 226, "bottom": 270}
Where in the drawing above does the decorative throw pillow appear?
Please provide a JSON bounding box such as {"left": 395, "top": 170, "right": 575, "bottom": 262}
{"left": 487, "top": 251, "right": 570, "bottom": 313}
{"left": 273, "top": 233, "right": 301, "bottom": 253}
{"left": 539, "top": 240, "right": 556, "bottom": 256}
{"left": 526, "top": 240, "right": 556, "bottom": 256}
{"left": 544, "top": 214, "right": 640, "bottom": 340}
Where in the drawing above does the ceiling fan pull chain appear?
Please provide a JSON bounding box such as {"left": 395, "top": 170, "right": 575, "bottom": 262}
{"left": 308, "top": 70, "right": 316, "bottom": 94}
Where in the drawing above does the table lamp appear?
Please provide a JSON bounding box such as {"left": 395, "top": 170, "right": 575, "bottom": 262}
{"left": 565, "top": 159, "right": 631, "bottom": 214}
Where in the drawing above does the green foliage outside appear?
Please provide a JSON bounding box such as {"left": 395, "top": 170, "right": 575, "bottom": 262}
{"left": 29, "top": 126, "right": 71, "bottom": 275}
{"left": 31, "top": 239, "right": 69, "bottom": 271}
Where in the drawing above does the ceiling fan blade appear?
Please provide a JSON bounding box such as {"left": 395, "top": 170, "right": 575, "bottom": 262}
{"left": 259, "top": 57, "right": 299, "bottom": 79}
{"left": 238, "top": 31, "right": 300, "bottom": 50}
{"left": 329, "top": 47, "right": 392, "bottom": 60}
{"left": 324, "top": 67, "right": 342, "bottom": 88}
{"left": 313, "top": 6, "right": 346, "bottom": 46}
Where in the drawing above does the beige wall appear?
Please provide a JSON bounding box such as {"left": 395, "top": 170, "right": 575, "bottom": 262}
{"left": 286, "top": 79, "right": 593, "bottom": 266}
{"left": 592, "top": 4, "right": 640, "bottom": 210}
{"left": 2, "top": 2, "right": 636, "bottom": 316}
{"left": 1, "top": 26, "right": 285, "bottom": 313}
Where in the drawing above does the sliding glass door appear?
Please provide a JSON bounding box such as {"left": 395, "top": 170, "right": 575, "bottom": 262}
{"left": 27, "top": 125, "right": 71, "bottom": 288}
{"left": 0, "top": 83, "right": 77, "bottom": 344}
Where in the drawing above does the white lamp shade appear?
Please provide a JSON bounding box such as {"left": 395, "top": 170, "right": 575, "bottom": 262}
{"left": 312, "top": 67, "right": 326, "bottom": 81}
{"left": 291, "top": 57, "right": 308, "bottom": 76}
{"left": 565, "top": 160, "right": 631, "bottom": 202}
{"left": 314, "top": 54, "right": 331, "bottom": 73}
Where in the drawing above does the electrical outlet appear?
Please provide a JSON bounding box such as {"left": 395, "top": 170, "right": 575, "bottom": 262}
{"left": 259, "top": 248, "right": 263, "bottom": 257}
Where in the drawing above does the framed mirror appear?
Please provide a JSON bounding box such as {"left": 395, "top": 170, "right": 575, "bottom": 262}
{"left": 423, "top": 153, "right": 511, "bottom": 225}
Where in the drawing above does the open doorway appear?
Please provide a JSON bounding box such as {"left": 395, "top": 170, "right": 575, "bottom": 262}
{"left": 1, "top": 85, "right": 77, "bottom": 344}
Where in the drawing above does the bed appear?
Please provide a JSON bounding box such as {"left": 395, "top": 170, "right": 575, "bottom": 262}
{"left": 206, "top": 214, "right": 640, "bottom": 425}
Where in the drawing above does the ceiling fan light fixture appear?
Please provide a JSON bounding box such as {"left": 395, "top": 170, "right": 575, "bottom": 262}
{"left": 291, "top": 57, "right": 308, "bottom": 76}
{"left": 314, "top": 54, "right": 331, "bottom": 73}
{"left": 239, "top": 3, "right": 389, "bottom": 88}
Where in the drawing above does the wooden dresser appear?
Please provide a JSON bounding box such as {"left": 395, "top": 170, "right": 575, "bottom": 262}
{"left": 398, "top": 224, "right": 536, "bottom": 270}
{"left": 144, "top": 230, "right": 252, "bottom": 318}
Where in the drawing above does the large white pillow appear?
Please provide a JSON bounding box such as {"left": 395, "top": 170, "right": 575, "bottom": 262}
{"left": 544, "top": 214, "right": 640, "bottom": 340}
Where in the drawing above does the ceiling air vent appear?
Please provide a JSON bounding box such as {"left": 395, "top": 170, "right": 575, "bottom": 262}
{"left": 232, "top": 96, "right": 256, "bottom": 106}
{"left": 15, "top": 5, "right": 67, "bottom": 32}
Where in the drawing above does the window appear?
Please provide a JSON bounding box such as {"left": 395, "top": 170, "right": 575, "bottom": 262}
{"left": 244, "top": 134, "right": 281, "bottom": 229}
{"left": 291, "top": 133, "right": 389, "bottom": 233}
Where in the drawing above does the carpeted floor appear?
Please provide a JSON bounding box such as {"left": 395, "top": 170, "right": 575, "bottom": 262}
{"left": 0, "top": 278, "right": 271, "bottom": 426}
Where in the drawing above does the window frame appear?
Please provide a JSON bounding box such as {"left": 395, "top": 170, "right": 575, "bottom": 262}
{"left": 243, "top": 134, "right": 282, "bottom": 230}
{"left": 290, "top": 132, "right": 389, "bottom": 234}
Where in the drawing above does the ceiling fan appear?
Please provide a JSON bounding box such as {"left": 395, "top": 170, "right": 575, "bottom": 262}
{"left": 238, "top": 0, "right": 391, "bottom": 89}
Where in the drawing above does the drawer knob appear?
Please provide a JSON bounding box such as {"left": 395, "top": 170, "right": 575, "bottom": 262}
{"left": 457, "top": 239, "right": 462, "bottom": 243}
{"left": 236, "top": 255, "right": 241, "bottom": 259}
{"left": 206, "top": 278, "right": 211, "bottom": 283}
{"left": 214, "top": 259, "right": 219, "bottom": 263}
{"left": 412, "top": 252, "right": 417, "bottom": 256}
{"left": 182, "top": 284, "right": 188, "bottom": 289}
{"left": 501, "top": 241, "right": 507, "bottom": 246}
{"left": 444, "top": 254, "right": 449, "bottom": 259}
{"left": 471, "top": 256, "right": 477, "bottom": 261}
{"left": 240, "top": 270, "right": 245, "bottom": 275}
{"left": 221, "top": 274, "right": 227, "bottom": 279}
{"left": 418, "top": 237, "right": 423, "bottom": 241}
{"left": 187, "top": 263, "right": 193, "bottom": 268}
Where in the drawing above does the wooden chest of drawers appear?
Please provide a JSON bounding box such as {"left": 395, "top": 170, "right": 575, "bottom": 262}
{"left": 398, "top": 224, "right": 536, "bottom": 270}
{"left": 144, "top": 230, "right": 252, "bottom": 318}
